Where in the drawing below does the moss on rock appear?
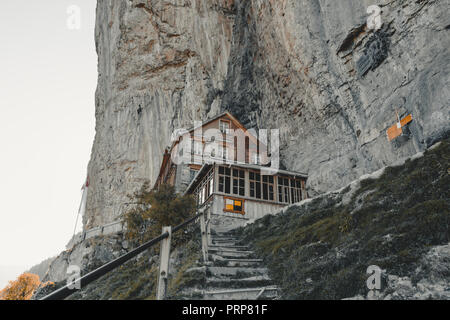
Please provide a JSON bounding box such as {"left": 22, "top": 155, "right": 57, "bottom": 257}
{"left": 238, "top": 139, "right": 450, "bottom": 299}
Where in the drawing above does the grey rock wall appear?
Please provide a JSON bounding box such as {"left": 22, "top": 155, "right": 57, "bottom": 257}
{"left": 221, "top": 0, "right": 449, "bottom": 196}
{"left": 42, "top": 234, "right": 127, "bottom": 283}
{"left": 27, "top": 257, "right": 55, "bottom": 281}
{"left": 86, "top": 0, "right": 449, "bottom": 227}
{"left": 86, "top": 0, "right": 236, "bottom": 227}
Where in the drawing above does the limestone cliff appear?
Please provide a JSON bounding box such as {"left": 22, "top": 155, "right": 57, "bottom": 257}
{"left": 86, "top": 0, "right": 449, "bottom": 228}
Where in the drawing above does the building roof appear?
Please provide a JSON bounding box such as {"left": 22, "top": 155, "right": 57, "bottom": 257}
{"left": 154, "top": 111, "right": 257, "bottom": 191}
{"left": 184, "top": 112, "right": 229, "bottom": 133}
{"left": 169, "top": 111, "right": 262, "bottom": 152}
{"left": 155, "top": 111, "right": 309, "bottom": 192}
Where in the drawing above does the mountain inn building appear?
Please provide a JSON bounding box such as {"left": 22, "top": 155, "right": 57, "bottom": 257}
{"left": 153, "top": 112, "right": 308, "bottom": 230}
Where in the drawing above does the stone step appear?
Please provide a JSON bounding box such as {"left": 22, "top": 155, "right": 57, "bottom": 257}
{"left": 209, "top": 244, "right": 249, "bottom": 251}
{"left": 211, "top": 237, "right": 238, "bottom": 243}
{"left": 203, "top": 286, "right": 279, "bottom": 300}
{"left": 209, "top": 249, "right": 255, "bottom": 259}
{"left": 210, "top": 257, "right": 264, "bottom": 267}
{"left": 207, "top": 266, "right": 269, "bottom": 278}
{"left": 213, "top": 232, "right": 236, "bottom": 236}
{"left": 205, "top": 275, "right": 273, "bottom": 289}
{"left": 211, "top": 241, "right": 239, "bottom": 247}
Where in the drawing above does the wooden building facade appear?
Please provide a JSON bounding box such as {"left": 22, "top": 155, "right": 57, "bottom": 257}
{"left": 153, "top": 111, "right": 308, "bottom": 229}
{"left": 184, "top": 163, "right": 307, "bottom": 230}
{"left": 154, "top": 112, "right": 271, "bottom": 193}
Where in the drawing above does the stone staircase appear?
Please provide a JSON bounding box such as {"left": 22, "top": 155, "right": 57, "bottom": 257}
{"left": 200, "top": 231, "right": 279, "bottom": 300}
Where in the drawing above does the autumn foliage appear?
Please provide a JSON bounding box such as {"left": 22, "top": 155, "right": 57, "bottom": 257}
{"left": 0, "top": 273, "right": 53, "bottom": 300}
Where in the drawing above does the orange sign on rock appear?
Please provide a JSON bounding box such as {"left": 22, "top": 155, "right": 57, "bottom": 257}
{"left": 386, "top": 114, "right": 413, "bottom": 141}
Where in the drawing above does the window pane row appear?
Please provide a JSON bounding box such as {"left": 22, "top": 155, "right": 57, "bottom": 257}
{"left": 206, "top": 167, "right": 304, "bottom": 205}
{"left": 250, "top": 171, "right": 274, "bottom": 201}
{"left": 278, "top": 177, "right": 302, "bottom": 204}
{"left": 219, "top": 166, "right": 245, "bottom": 197}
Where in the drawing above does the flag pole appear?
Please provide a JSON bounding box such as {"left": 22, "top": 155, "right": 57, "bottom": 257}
{"left": 73, "top": 176, "right": 89, "bottom": 236}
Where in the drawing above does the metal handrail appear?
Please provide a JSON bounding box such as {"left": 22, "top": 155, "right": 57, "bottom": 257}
{"left": 41, "top": 212, "right": 202, "bottom": 300}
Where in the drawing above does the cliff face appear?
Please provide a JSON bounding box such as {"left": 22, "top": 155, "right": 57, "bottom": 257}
{"left": 86, "top": 0, "right": 449, "bottom": 228}
{"left": 86, "top": 0, "right": 235, "bottom": 227}
{"left": 221, "top": 0, "right": 449, "bottom": 196}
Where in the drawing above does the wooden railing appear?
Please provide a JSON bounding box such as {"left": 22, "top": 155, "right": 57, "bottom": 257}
{"left": 41, "top": 208, "right": 210, "bottom": 300}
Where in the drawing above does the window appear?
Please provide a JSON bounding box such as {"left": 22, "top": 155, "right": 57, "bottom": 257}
{"left": 218, "top": 145, "right": 228, "bottom": 160}
{"left": 219, "top": 120, "right": 230, "bottom": 134}
{"left": 199, "top": 187, "right": 205, "bottom": 205}
{"left": 204, "top": 141, "right": 217, "bottom": 158}
{"left": 234, "top": 136, "right": 237, "bottom": 162}
{"left": 249, "top": 171, "right": 261, "bottom": 199}
{"left": 249, "top": 172, "right": 274, "bottom": 201}
{"left": 278, "top": 177, "right": 290, "bottom": 203}
{"left": 218, "top": 166, "right": 231, "bottom": 194}
{"left": 232, "top": 169, "right": 245, "bottom": 196}
{"left": 290, "top": 179, "right": 303, "bottom": 203}
{"left": 194, "top": 167, "right": 214, "bottom": 206}
{"left": 262, "top": 175, "right": 274, "bottom": 201}
{"left": 209, "top": 177, "right": 214, "bottom": 195}
{"left": 245, "top": 137, "right": 250, "bottom": 163}
{"left": 277, "top": 177, "right": 302, "bottom": 204}
{"left": 224, "top": 197, "right": 245, "bottom": 214}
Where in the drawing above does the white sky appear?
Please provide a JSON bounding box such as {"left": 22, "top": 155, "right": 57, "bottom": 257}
{"left": 0, "top": 1, "right": 97, "bottom": 288}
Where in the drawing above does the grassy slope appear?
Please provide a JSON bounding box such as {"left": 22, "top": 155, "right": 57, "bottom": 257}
{"left": 238, "top": 139, "right": 450, "bottom": 299}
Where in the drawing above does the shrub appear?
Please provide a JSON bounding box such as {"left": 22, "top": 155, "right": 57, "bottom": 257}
{"left": 122, "top": 183, "right": 196, "bottom": 246}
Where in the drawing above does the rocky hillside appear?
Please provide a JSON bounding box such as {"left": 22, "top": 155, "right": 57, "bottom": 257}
{"left": 34, "top": 224, "right": 202, "bottom": 300}
{"left": 64, "top": 232, "right": 202, "bottom": 300}
{"left": 27, "top": 257, "right": 55, "bottom": 281}
{"left": 85, "top": 0, "right": 449, "bottom": 228}
{"left": 38, "top": 139, "right": 450, "bottom": 300}
{"left": 236, "top": 139, "right": 450, "bottom": 299}
{"left": 38, "top": 139, "right": 449, "bottom": 300}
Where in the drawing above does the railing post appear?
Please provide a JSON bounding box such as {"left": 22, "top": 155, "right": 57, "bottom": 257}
{"left": 156, "top": 226, "right": 171, "bottom": 300}
{"left": 200, "top": 210, "right": 209, "bottom": 263}
{"left": 206, "top": 208, "right": 212, "bottom": 246}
